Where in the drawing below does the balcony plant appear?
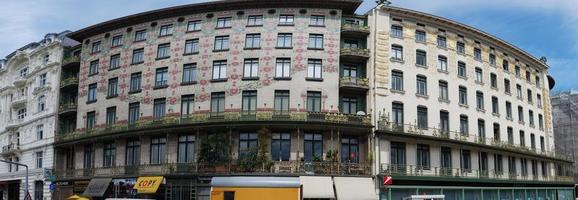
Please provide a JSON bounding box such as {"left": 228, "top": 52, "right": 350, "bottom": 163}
{"left": 198, "top": 133, "right": 230, "bottom": 172}
{"left": 237, "top": 128, "right": 273, "bottom": 172}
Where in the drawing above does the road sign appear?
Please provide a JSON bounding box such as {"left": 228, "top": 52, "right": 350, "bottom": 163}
{"left": 49, "top": 183, "right": 56, "bottom": 192}
{"left": 24, "top": 192, "right": 32, "bottom": 200}
{"left": 383, "top": 176, "right": 393, "bottom": 186}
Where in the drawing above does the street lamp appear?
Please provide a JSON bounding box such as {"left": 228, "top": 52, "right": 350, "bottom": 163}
{"left": 0, "top": 159, "right": 29, "bottom": 198}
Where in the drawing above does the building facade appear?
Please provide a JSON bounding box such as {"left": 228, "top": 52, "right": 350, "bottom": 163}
{"left": 48, "top": 1, "right": 575, "bottom": 200}
{"left": 0, "top": 32, "right": 77, "bottom": 200}
{"left": 552, "top": 91, "right": 578, "bottom": 183}
{"left": 369, "top": 5, "right": 574, "bottom": 200}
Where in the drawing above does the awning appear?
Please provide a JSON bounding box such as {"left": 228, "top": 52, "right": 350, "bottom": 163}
{"left": 334, "top": 177, "right": 378, "bottom": 200}
{"left": 300, "top": 176, "right": 335, "bottom": 199}
{"left": 211, "top": 176, "right": 300, "bottom": 188}
{"left": 134, "top": 176, "right": 164, "bottom": 194}
{"left": 82, "top": 178, "right": 112, "bottom": 197}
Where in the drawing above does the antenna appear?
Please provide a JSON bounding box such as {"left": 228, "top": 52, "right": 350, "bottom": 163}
{"left": 376, "top": 0, "right": 392, "bottom": 6}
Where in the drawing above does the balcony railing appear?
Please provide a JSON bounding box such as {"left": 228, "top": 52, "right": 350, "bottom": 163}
{"left": 56, "top": 111, "right": 372, "bottom": 143}
{"left": 0, "top": 143, "right": 20, "bottom": 155}
{"left": 54, "top": 161, "right": 371, "bottom": 179}
{"left": 380, "top": 164, "right": 574, "bottom": 184}
{"left": 340, "top": 48, "right": 370, "bottom": 59}
{"left": 60, "top": 77, "right": 78, "bottom": 88}
{"left": 6, "top": 119, "right": 24, "bottom": 130}
{"left": 62, "top": 56, "right": 80, "bottom": 67}
{"left": 13, "top": 77, "right": 27, "bottom": 87}
{"left": 377, "top": 120, "right": 573, "bottom": 162}
{"left": 341, "top": 23, "right": 370, "bottom": 34}
{"left": 59, "top": 102, "right": 78, "bottom": 114}
{"left": 10, "top": 95, "right": 27, "bottom": 108}
{"left": 340, "top": 76, "right": 369, "bottom": 90}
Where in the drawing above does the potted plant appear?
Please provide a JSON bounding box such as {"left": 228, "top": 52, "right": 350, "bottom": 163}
{"left": 197, "top": 133, "right": 231, "bottom": 172}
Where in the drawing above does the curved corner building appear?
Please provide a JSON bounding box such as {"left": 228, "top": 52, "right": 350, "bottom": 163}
{"left": 50, "top": 0, "right": 575, "bottom": 200}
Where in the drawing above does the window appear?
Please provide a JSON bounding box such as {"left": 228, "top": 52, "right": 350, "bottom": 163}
{"left": 541, "top": 161, "right": 547, "bottom": 177}
{"left": 103, "top": 143, "right": 115, "bottom": 167}
{"left": 457, "top": 61, "right": 466, "bottom": 77}
{"left": 308, "top": 34, "right": 323, "bottom": 49}
{"left": 83, "top": 144, "right": 94, "bottom": 169}
{"left": 132, "top": 48, "right": 144, "bottom": 64}
{"left": 530, "top": 133, "right": 536, "bottom": 150}
{"left": 34, "top": 181, "right": 43, "bottom": 200}
{"left": 271, "top": 133, "right": 290, "bottom": 161}
{"left": 134, "top": 29, "right": 146, "bottom": 41}
{"left": 341, "top": 97, "right": 358, "bottom": 114}
{"left": 31, "top": 151, "right": 41, "bottom": 169}
{"left": 507, "top": 127, "right": 514, "bottom": 145}
{"left": 178, "top": 135, "right": 196, "bottom": 163}
{"left": 437, "top": 36, "right": 447, "bottom": 48}
{"left": 390, "top": 142, "right": 406, "bottom": 166}
{"left": 17, "top": 108, "right": 26, "bottom": 119}
{"left": 460, "top": 115, "right": 469, "bottom": 135}
{"left": 38, "top": 73, "right": 47, "bottom": 86}
{"left": 461, "top": 149, "right": 471, "bottom": 172}
{"left": 89, "top": 60, "right": 99, "bottom": 75}
{"left": 214, "top": 35, "right": 230, "bottom": 51}
{"left": 111, "top": 35, "right": 123, "bottom": 47}
{"left": 490, "top": 73, "right": 497, "bottom": 88}
{"left": 479, "top": 152, "right": 488, "bottom": 174}
{"left": 476, "top": 91, "right": 484, "bottom": 110}
{"left": 184, "top": 39, "right": 200, "bottom": 54}
{"left": 182, "top": 63, "right": 197, "bottom": 84}
{"left": 475, "top": 68, "right": 483, "bottom": 83}
{"left": 529, "top": 110, "right": 534, "bottom": 126}
{"left": 478, "top": 119, "right": 486, "bottom": 139}
{"left": 307, "top": 91, "right": 321, "bottom": 112}
{"left": 474, "top": 48, "right": 482, "bottom": 60}
{"left": 307, "top": 59, "right": 322, "bottom": 79}
{"left": 275, "top": 58, "right": 291, "bottom": 78}
{"left": 181, "top": 95, "right": 195, "bottom": 118}
{"left": 520, "top": 130, "right": 526, "bottom": 146}
{"left": 415, "top": 30, "right": 426, "bottom": 42}
{"left": 153, "top": 98, "right": 166, "bottom": 119}
{"left": 341, "top": 137, "right": 361, "bottom": 163}
{"left": 343, "top": 40, "right": 359, "bottom": 48}
{"left": 441, "top": 147, "right": 452, "bottom": 169}
{"left": 392, "top": 102, "right": 404, "bottom": 125}
{"left": 277, "top": 33, "right": 292, "bottom": 48}
{"left": 274, "top": 90, "right": 290, "bottom": 115}
{"left": 107, "top": 77, "right": 118, "bottom": 97}
{"left": 518, "top": 106, "right": 524, "bottom": 123}
{"left": 437, "top": 56, "right": 447, "bottom": 71}
{"left": 417, "top": 106, "right": 428, "bottom": 129}
{"left": 247, "top": 15, "right": 263, "bottom": 26}
{"left": 506, "top": 101, "right": 512, "bottom": 118}
{"left": 187, "top": 20, "right": 201, "bottom": 31}
{"left": 126, "top": 140, "right": 140, "bottom": 166}
{"left": 243, "top": 59, "right": 259, "bottom": 78}
{"left": 36, "top": 125, "right": 43, "bottom": 140}
{"left": 521, "top": 158, "right": 528, "bottom": 176}
{"left": 537, "top": 94, "right": 542, "bottom": 107}
{"left": 304, "top": 133, "right": 322, "bottom": 161}
{"left": 20, "top": 67, "right": 28, "bottom": 77}
{"left": 514, "top": 66, "right": 520, "bottom": 77}
{"left": 536, "top": 76, "right": 541, "bottom": 87}
{"left": 439, "top": 81, "right": 448, "bottom": 101}
{"left": 242, "top": 91, "right": 257, "bottom": 114}
{"left": 156, "top": 43, "right": 171, "bottom": 59}
{"left": 527, "top": 90, "right": 533, "bottom": 103}
{"left": 86, "top": 111, "right": 96, "bottom": 130}
{"left": 504, "top": 79, "right": 511, "bottom": 94}
{"left": 128, "top": 102, "right": 140, "bottom": 124}
{"left": 159, "top": 24, "right": 173, "bottom": 36}
{"left": 245, "top": 34, "right": 261, "bottom": 49}
{"left": 155, "top": 67, "right": 168, "bottom": 87}
{"left": 150, "top": 137, "right": 166, "bottom": 164}
{"left": 495, "top": 154, "right": 503, "bottom": 173}
{"left": 416, "top": 50, "right": 426, "bottom": 66}
{"left": 212, "top": 60, "right": 227, "bottom": 80}
{"left": 391, "top": 25, "right": 403, "bottom": 38}
{"left": 538, "top": 114, "right": 544, "bottom": 130}
{"left": 540, "top": 136, "right": 545, "bottom": 152}
{"left": 310, "top": 15, "right": 325, "bottom": 26}
{"left": 416, "top": 75, "right": 427, "bottom": 95}
{"left": 456, "top": 41, "right": 465, "bottom": 54}
{"left": 459, "top": 86, "right": 467, "bottom": 105}
{"left": 503, "top": 60, "right": 510, "bottom": 72}
{"left": 130, "top": 72, "right": 142, "bottom": 92}
{"left": 106, "top": 107, "right": 116, "bottom": 126}
{"left": 88, "top": 83, "right": 97, "bottom": 102}
{"left": 416, "top": 144, "right": 430, "bottom": 170}
{"left": 391, "top": 70, "right": 403, "bottom": 91}
{"left": 37, "top": 95, "right": 46, "bottom": 112}
{"left": 516, "top": 84, "right": 522, "bottom": 99}
{"left": 279, "top": 15, "right": 294, "bottom": 25}
{"left": 508, "top": 156, "right": 517, "bottom": 174}
{"left": 91, "top": 41, "right": 101, "bottom": 53}
{"left": 216, "top": 17, "right": 232, "bottom": 28}
{"left": 531, "top": 160, "right": 538, "bottom": 176}
{"left": 391, "top": 45, "right": 403, "bottom": 60}
{"left": 211, "top": 92, "right": 225, "bottom": 114}
{"left": 492, "top": 96, "right": 499, "bottom": 114}
{"left": 489, "top": 54, "right": 496, "bottom": 65}
{"left": 108, "top": 54, "right": 121, "bottom": 70}
{"left": 526, "top": 71, "right": 531, "bottom": 82}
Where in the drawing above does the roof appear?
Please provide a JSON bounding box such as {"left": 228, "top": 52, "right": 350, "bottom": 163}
{"left": 379, "top": 6, "right": 550, "bottom": 71}
{"left": 211, "top": 176, "right": 301, "bottom": 188}
{"left": 68, "top": 0, "right": 362, "bottom": 41}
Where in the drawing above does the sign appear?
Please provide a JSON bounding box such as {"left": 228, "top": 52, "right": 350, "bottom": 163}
{"left": 49, "top": 183, "right": 56, "bottom": 192}
{"left": 383, "top": 176, "right": 392, "bottom": 186}
{"left": 83, "top": 178, "right": 112, "bottom": 197}
{"left": 134, "top": 176, "right": 164, "bottom": 194}
{"left": 24, "top": 193, "right": 31, "bottom": 200}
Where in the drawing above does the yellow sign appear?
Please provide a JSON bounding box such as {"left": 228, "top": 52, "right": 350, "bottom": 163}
{"left": 133, "top": 176, "right": 164, "bottom": 194}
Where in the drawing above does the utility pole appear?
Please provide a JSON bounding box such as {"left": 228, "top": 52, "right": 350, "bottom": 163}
{"left": 0, "top": 159, "right": 29, "bottom": 198}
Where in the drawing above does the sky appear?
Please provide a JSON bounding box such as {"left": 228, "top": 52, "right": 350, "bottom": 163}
{"left": 0, "top": 0, "right": 576, "bottom": 91}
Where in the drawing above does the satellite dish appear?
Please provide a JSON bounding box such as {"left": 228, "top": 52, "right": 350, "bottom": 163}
{"left": 356, "top": 111, "right": 366, "bottom": 115}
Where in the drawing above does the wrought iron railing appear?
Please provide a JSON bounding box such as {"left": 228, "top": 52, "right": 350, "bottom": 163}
{"left": 341, "top": 23, "right": 370, "bottom": 33}
{"left": 58, "top": 102, "right": 78, "bottom": 113}
{"left": 340, "top": 76, "right": 369, "bottom": 88}
{"left": 62, "top": 56, "right": 80, "bottom": 67}
{"left": 60, "top": 77, "right": 78, "bottom": 88}
{"left": 340, "top": 48, "right": 370, "bottom": 58}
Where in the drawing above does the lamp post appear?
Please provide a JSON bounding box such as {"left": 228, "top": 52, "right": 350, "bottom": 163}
{"left": 0, "top": 159, "right": 29, "bottom": 198}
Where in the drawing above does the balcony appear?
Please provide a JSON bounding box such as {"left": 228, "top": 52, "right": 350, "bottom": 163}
{"left": 341, "top": 23, "right": 370, "bottom": 35}
{"left": 54, "top": 161, "right": 371, "bottom": 180}
{"left": 60, "top": 77, "right": 78, "bottom": 89}
{"left": 377, "top": 119, "right": 573, "bottom": 162}
{"left": 56, "top": 111, "right": 372, "bottom": 143}
{"left": 13, "top": 77, "right": 27, "bottom": 87}
{"left": 379, "top": 164, "right": 574, "bottom": 184}
{"left": 340, "top": 48, "right": 369, "bottom": 61}
{"left": 340, "top": 76, "right": 369, "bottom": 91}
{"left": 62, "top": 56, "right": 80, "bottom": 68}
{"left": 58, "top": 102, "right": 77, "bottom": 115}
{"left": 0, "top": 143, "right": 20, "bottom": 156}
{"left": 10, "top": 95, "right": 27, "bottom": 108}
{"left": 5, "top": 119, "right": 24, "bottom": 130}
